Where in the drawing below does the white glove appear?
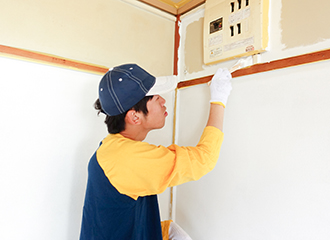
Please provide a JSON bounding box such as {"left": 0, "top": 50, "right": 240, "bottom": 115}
{"left": 209, "top": 68, "right": 232, "bottom": 106}
{"left": 169, "top": 222, "right": 192, "bottom": 240}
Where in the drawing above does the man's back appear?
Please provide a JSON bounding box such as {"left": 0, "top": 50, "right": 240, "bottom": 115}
{"left": 80, "top": 151, "right": 163, "bottom": 240}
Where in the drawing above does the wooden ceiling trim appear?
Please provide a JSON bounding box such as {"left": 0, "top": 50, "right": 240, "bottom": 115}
{"left": 138, "top": 0, "right": 205, "bottom": 15}
{"left": 138, "top": 0, "right": 178, "bottom": 15}
{"left": 160, "top": 0, "right": 196, "bottom": 8}
{"left": 177, "top": 0, "right": 205, "bottom": 15}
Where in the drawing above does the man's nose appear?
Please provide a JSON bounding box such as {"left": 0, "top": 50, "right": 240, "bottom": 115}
{"left": 160, "top": 96, "right": 166, "bottom": 105}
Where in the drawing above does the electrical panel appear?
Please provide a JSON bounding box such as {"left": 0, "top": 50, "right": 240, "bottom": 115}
{"left": 203, "top": 0, "right": 269, "bottom": 65}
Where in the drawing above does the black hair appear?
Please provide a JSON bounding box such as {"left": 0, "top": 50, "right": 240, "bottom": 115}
{"left": 94, "top": 96, "right": 153, "bottom": 134}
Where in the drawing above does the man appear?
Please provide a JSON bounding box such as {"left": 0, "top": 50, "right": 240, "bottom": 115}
{"left": 80, "top": 63, "right": 232, "bottom": 240}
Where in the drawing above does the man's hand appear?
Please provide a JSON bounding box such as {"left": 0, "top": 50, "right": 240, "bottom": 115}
{"left": 209, "top": 68, "right": 232, "bottom": 107}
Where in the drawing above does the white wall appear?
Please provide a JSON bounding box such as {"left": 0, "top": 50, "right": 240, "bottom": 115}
{"left": 176, "top": 62, "right": 330, "bottom": 239}
{"left": 0, "top": 57, "right": 105, "bottom": 239}
{"left": 175, "top": 1, "right": 330, "bottom": 239}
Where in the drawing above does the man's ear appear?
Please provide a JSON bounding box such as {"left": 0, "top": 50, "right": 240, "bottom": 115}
{"left": 126, "top": 110, "right": 142, "bottom": 125}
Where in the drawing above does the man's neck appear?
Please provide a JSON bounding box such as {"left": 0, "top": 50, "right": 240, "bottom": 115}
{"left": 120, "top": 128, "right": 149, "bottom": 141}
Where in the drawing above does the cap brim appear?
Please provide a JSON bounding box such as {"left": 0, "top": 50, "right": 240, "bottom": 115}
{"left": 146, "top": 75, "right": 178, "bottom": 96}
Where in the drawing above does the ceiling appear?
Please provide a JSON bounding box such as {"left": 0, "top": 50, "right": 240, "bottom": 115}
{"left": 138, "top": 0, "right": 205, "bottom": 15}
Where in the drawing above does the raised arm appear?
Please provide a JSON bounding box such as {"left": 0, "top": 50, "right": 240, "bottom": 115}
{"left": 207, "top": 68, "right": 232, "bottom": 131}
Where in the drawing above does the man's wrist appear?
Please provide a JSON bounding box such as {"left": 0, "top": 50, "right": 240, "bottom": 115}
{"left": 210, "top": 101, "right": 226, "bottom": 108}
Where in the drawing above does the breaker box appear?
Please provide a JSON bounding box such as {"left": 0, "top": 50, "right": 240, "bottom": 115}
{"left": 203, "top": 0, "right": 269, "bottom": 64}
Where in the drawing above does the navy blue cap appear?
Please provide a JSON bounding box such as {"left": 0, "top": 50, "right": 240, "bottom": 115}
{"left": 98, "top": 64, "right": 156, "bottom": 116}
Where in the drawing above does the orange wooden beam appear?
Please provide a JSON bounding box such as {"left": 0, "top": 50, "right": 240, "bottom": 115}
{"left": 178, "top": 49, "right": 330, "bottom": 89}
{"left": 173, "top": 15, "right": 181, "bottom": 75}
{"left": 0, "top": 44, "right": 109, "bottom": 75}
{"left": 3, "top": 46, "right": 330, "bottom": 88}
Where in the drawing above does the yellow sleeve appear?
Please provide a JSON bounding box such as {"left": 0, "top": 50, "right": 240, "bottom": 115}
{"left": 97, "top": 126, "right": 224, "bottom": 200}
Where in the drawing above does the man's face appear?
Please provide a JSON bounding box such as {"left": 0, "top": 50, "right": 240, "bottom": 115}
{"left": 142, "top": 95, "right": 168, "bottom": 130}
